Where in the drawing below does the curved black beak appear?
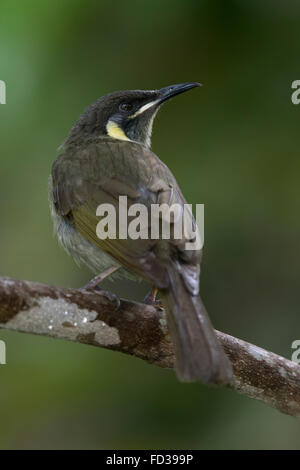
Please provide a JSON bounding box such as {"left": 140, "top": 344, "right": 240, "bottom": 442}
{"left": 157, "top": 82, "right": 201, "bottom": 104}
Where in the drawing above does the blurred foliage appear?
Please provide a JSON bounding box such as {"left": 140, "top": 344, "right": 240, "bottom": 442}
{"left": 0, "top": 0, "right": 300, "bottom": 449}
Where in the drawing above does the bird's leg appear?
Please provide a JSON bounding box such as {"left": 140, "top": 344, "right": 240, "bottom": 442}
{"left": 82, "top": 265, "right": 119, "bottom": 290}
{"left": 144, "top": 287, "right": 162, "bottom": 308}
{"left": 81, "top": 265, "right": 121, "bottom": 310}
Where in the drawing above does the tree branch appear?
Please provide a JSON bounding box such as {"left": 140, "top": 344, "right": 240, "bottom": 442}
{"left": 0, "top": 276, "right": 299, "bottom": 417}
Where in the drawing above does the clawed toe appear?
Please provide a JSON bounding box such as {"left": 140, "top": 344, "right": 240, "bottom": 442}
{"left": 95, "top": 288, "right": 121, "bottom": 310}
{"left": 80, "top": 286, "right": 120, "bottom": 310}
{"left": 144, "top": 289, "right": 163, "bottom": 309}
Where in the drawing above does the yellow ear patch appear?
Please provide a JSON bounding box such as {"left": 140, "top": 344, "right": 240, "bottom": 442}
{"left": 106, "top": 120, "right": 130, "bottom": 141}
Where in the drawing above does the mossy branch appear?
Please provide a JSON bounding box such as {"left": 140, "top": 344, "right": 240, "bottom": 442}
{"left": 0, "top": 276, "right": 299, "bottom": 417}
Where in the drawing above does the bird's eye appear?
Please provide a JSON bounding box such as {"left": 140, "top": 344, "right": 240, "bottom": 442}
{"left": 119, "top": 103, "right": 133, "bottom": 112}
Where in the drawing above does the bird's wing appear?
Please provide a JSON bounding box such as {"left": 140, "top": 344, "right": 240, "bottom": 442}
{"left": 52, "top": 137, "right": 201, "bottom": 290}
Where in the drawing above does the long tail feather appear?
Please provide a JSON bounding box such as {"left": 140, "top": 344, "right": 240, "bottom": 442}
{"left": 159, "top": 267, "right": 232, "bottom": 384}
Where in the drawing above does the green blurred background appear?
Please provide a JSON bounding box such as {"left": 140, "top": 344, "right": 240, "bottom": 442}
{"left": 0, "top": 0, "right": 300, "bottom": 449}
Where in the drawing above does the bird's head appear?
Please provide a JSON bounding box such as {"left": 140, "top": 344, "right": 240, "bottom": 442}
{"left": 64, "top": 82, "right": 201, "bottom": 148}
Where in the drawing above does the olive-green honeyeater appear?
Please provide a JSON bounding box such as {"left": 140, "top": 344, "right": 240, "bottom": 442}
{"left": 49, "top": 83, "right": 232, "bottom": 384}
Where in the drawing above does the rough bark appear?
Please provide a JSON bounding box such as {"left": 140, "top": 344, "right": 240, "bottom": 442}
{"left": 0, "top": 276, "right": 299, "bottom": 417}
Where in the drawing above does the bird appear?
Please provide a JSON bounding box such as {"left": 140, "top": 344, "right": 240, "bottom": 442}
{"left": 49, "top": 82, "right": 233, "bottom": 384}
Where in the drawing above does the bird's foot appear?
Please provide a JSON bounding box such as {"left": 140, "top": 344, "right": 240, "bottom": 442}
{"left": 81, "top": 285, "right": 121, "bottom": 311}
{"left": 95, "top": 288, "right": 121, "bottom": 311}
{"left": 79, "top": 266, "right": 121, "bottom": 311}
{"left": 144, "top": 287, "right": 163, "bottom": 309}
